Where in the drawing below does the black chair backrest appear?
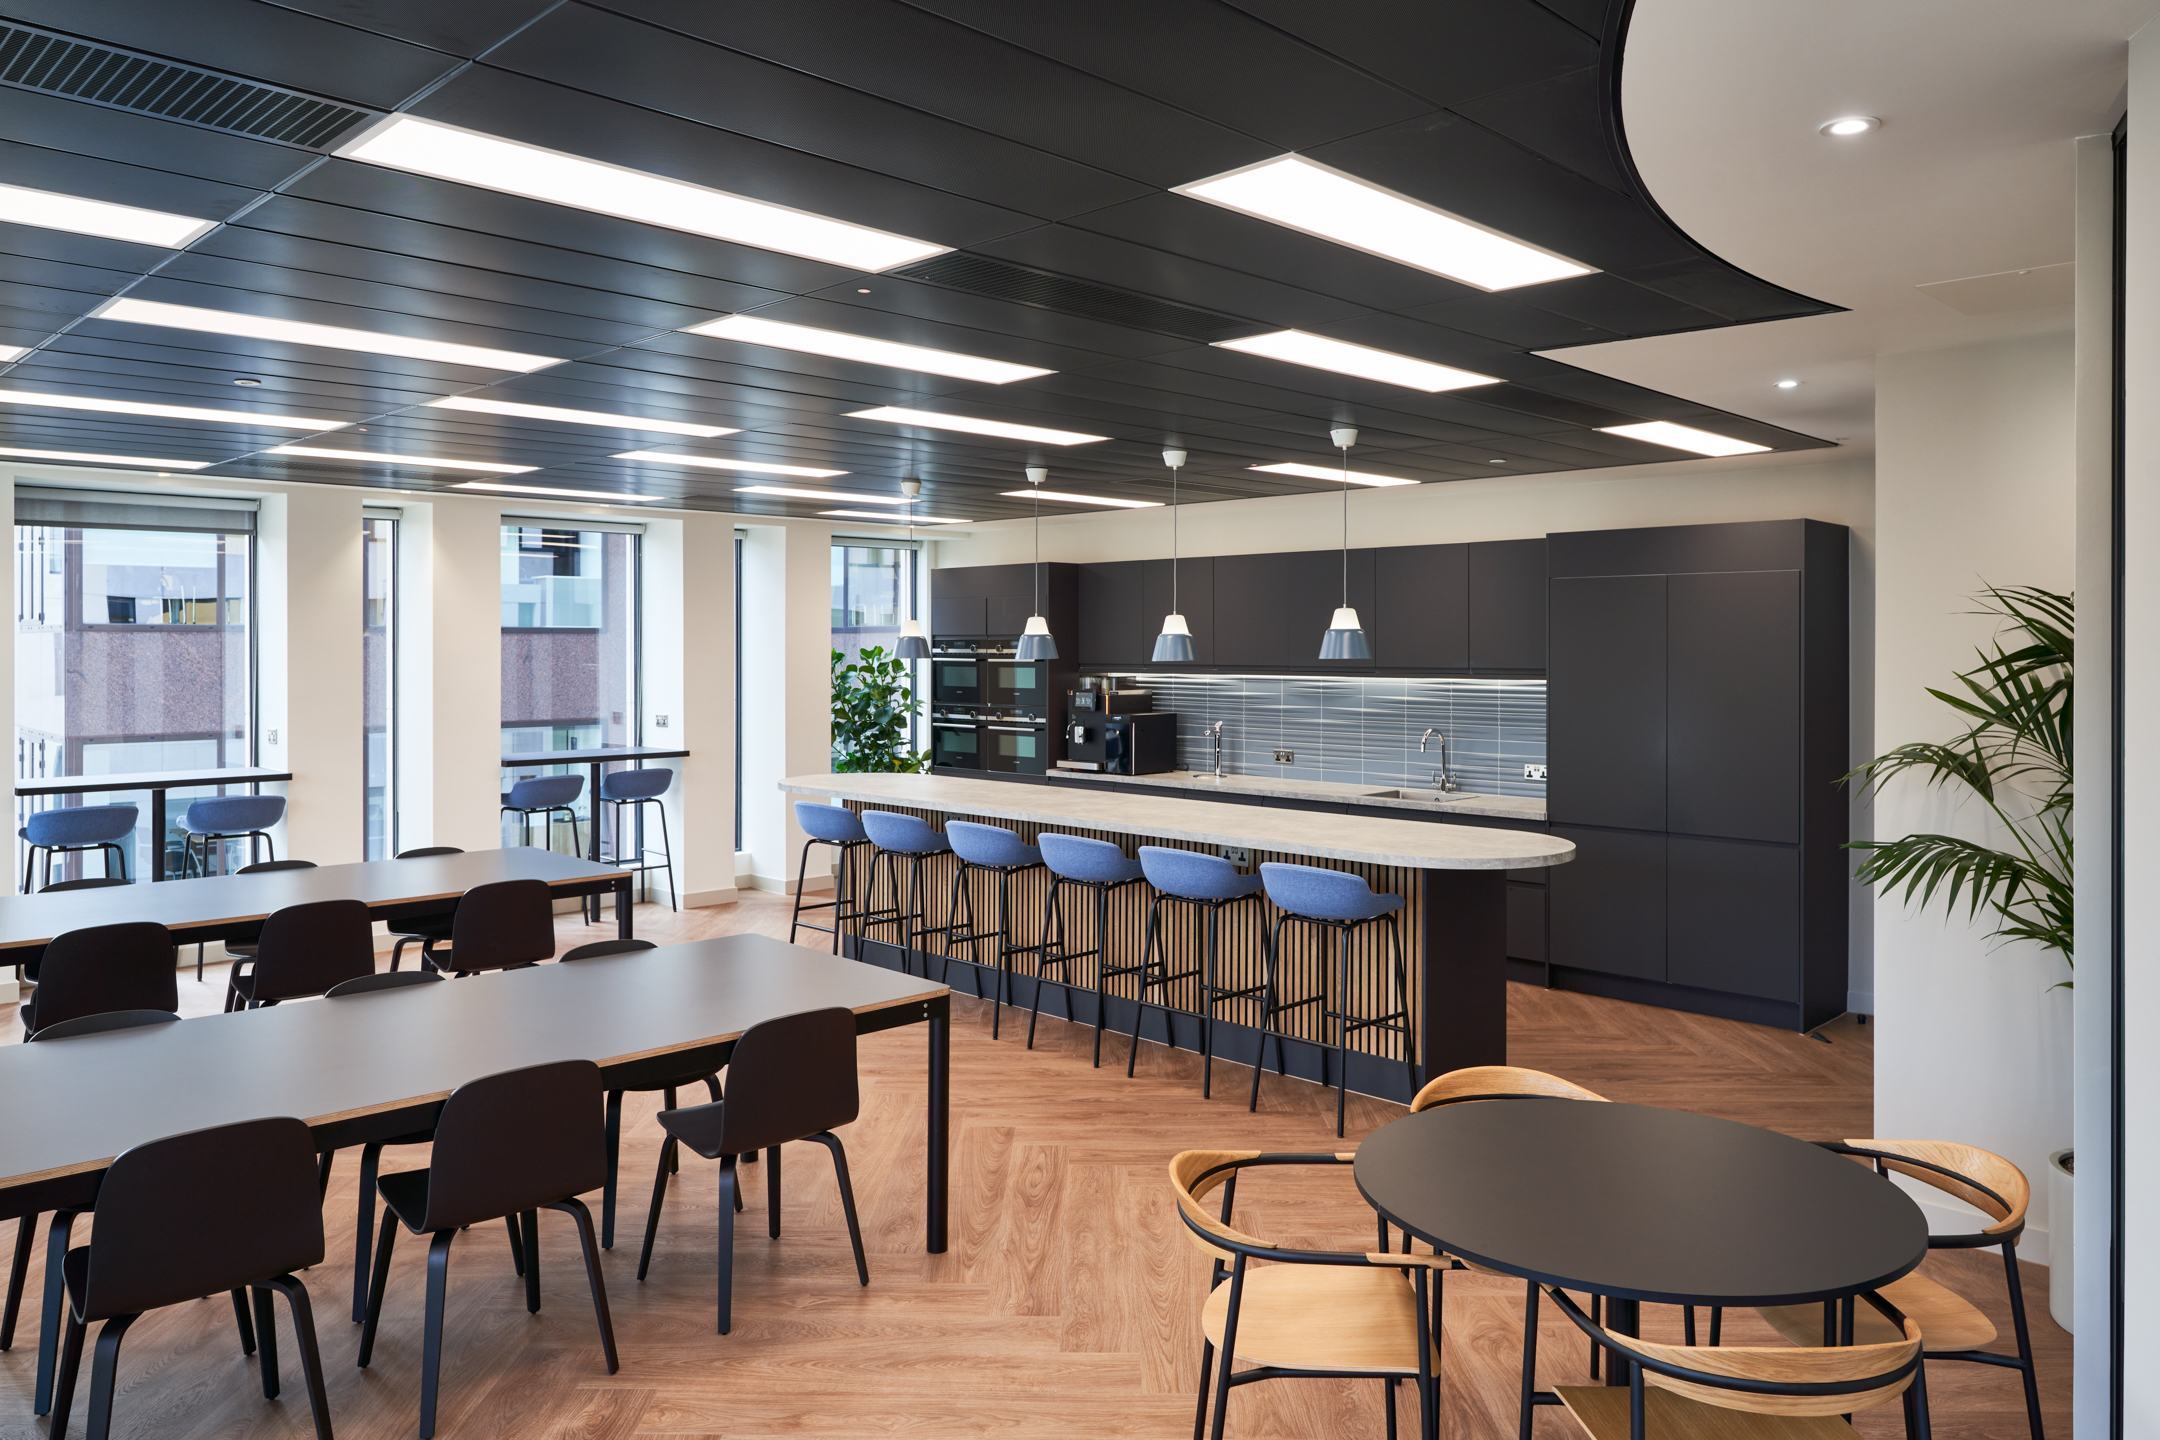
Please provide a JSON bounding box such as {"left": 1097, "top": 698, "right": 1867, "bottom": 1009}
{"left": 420, "top": 1060, "right": 604, "bottom": 1232}
{"left": 38, "top": 877, "right": 131, "bottom": 893}
{"left": 446, "top": 878, "right": 555, "bottom": 970}
{"left": 395, "top": 847, "right": 463, "bottom": 859}
{"left": 26, "top": 1010, "right": 179, "bottom": 1041}
{"left": 79, "top": 1116, "right": 324, "bottom": 1322}
{"left": 559, "top": 939, "right": 657, "bottom": 962}
{"left": 717, "top": 1008, "right": 859, "bottom": 1156}
{"left": 326, "top": 970, "right": 443, "bottom": 997}
{"left": 237, "top": 859, "right": 317, "bottom": 874}
{"left": 248, "top": 898, "right": 375, "bottom": 1002}
{"left": 31, "top": 922, "right": 177, "bottom": 1034}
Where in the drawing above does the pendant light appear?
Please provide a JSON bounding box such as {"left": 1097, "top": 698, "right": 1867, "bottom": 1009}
{"left": 1152, "top": 446, "right": 1195, "bottom": 661}
{"left": 1015, "top": 464, "right": 1059, "bottom": 660}
{"left": 894, "top": 476, "right": 930, "bottom": 659}
{"left": 1318, "top": 425, "right": 1373, "bottom": 660}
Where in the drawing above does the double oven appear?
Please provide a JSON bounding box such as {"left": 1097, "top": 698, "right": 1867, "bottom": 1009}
{"left": 928, "top": 640, "right": 1050, "bottom": 774}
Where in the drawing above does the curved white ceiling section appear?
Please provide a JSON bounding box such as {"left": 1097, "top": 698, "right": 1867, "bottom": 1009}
{"left": 1542, "top": 0, "right": 2143, "bottom": 454}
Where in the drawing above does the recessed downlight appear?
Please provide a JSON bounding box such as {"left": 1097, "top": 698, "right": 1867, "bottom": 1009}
{"left": 1177, "top": 154, "right": 1595, "bottom": 291}
{"left": 338, "top": 114, "right": 948, "bottom": 272}
{"left": 1598, "top": 421, "right": 1771, "bottom": 458}
{"left": 616, "top": 452, "right": 848, "bottom": 479}
{"left": 687, "top": 315, "right": 1050, "bottom": 384}
{"left": 1820, "top": 116, "right": 1880, "bottom": 137}
{"left": 1250, "top": 462, "right": 1419, "bottom": 488}
{"left": 1774, "top": 379, "right": 1801, "bottom": 389}
{"left": 266, "top": 445, "right": 538, "bottom": 474}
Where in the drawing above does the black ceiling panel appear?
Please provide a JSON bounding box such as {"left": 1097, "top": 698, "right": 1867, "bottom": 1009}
{"left": 0, "top": 0, "right": 1840, "bottom": 519}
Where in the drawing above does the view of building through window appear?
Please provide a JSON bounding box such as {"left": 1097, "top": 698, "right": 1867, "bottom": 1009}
{"left": 830, "top": 543, "right": 915, "bottom": 666}
{"left": 363, "top": 515, "right": 396, "bottom": 861}
{"left": 500, "top": 523, "right": 639, "bottom": 848}
{"left": 15, "top": 515, "right": 254, "bottom": 879}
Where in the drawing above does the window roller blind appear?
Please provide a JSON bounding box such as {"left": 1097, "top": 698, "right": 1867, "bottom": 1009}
{"left": 14, "top": 485, "right": 257, "bottom": 534}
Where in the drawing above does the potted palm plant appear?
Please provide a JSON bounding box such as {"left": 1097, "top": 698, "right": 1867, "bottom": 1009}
{"left": 1844, "top": 585, "right": 2072, "bottom": 1328}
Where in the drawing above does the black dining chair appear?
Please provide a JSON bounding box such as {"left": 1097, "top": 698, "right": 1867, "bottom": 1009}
{"left": 223, "top": 897, "right": 375, "bottom": 1013}
{"left": 559, "top": 938, "right": 724, "bottom": 1248}
{"left": 48, "top": 1116, "right": 334, "bottom": 1440}
{"left": 358, "top": 1059, "right": 617, "bottom": 1440}
{"left": 197, "top": 857, "right": 318, "bottom": 982}
{"left": 326, "top": 970, "right": 443, "bottom": 998}
{"left": 21, "top": 922, "right": 176, "bottom": 1037}
{"left": 415, "top": 878, "right": 556, "bottom": 976}
{"left": 636, "top": 1007, "right": 868, "bottom": 1334}
{"left": 36, "top": 878, "right": 131, "bottom": 894}
{"left": 385, "top": 847, "right": 463, "bottom": 972}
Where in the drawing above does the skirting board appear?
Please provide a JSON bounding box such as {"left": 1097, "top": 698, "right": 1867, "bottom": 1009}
{"left": 742, "top": 872, "right": 834, "bottom": 896}
{"left": 685, "top": 887, "right": 737, "bottom": 907}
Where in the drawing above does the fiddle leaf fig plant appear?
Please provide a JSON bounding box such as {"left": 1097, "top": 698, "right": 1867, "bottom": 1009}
{"left": 1844, "top": 585, "right": 2072, "bottom": 981}
{"left": 831, "top": 646, "right": 928, "bottom": 774}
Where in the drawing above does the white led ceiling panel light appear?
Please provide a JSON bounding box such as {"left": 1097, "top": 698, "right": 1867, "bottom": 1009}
{"left": 1215, "top": 331, "right": 1498, "bottom": 392}
{"left": 0, "top": 447, "right": 210, "bottom": 469}
{"left": 95, "top": 298, "right": 562, "bottom": 372}
{"left": 1250, "top": 462, "right": 1419, "bottom": 487}
{"left": 339, "top": 115, "right": 948, "bottom": 272}
{"left": 428, "top": 396, "right": 736, "bottom": 437}
{"left": 997, "top": 489, "right": 1160, "bottom": 509}
{"left": 0, "top": 182, "right": 219, "bottom": 248}
{"left": 0, "top": 388, "right": 341, "bottom": 429}
{"left": 452, "top": 481, "right": 665, "bottom": 501}
{"left": 0, "top": 345, "right": 25, "bottom": 362}
{"left": 733, "top": 485, "right": 905, "bottom": 503}
{"left": 689, "top": 315, "right": 1050, "bottom": 384}
{"left": 821, "top": 509, "right": 966, "bottom": 523}
{"left": 849, "top": 407, "right": 1107, "bottom": 446}
{"left": 1597, "top": 421, "right": 1771, "bottom": 457}
{"left": 615, "top": 451, "right": 848, "bottom": 479}
{"left": 267, "top": 445, "right": 537, "bottom": 473}
{"left": 1178, "top": 155, "right": 1595, "bottom": 291}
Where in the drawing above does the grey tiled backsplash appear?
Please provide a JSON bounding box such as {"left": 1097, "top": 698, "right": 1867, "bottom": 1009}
{"left": 1098, "top": 675, "right": 1548, "bottom": 799}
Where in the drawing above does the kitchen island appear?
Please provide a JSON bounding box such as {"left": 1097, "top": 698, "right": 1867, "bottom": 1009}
{"left": 781, "top": 772, "right": 1572, "bottom": 1099}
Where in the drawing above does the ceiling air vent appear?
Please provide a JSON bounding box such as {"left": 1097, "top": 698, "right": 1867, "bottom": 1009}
{"left": 0, "top": 23, "right": 372, "bottom": 149}
{"left": 889, "top": 252, "right": 1256, "bottom": 344}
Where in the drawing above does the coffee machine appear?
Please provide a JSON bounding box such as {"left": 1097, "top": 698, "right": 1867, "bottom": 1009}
{"left": 1058, "top": 680, "right": 1176, "bottom": 775}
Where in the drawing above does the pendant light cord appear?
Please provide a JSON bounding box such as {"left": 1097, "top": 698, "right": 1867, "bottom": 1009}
{"left": 1171, "top": 461, "right": 1180, "bottom": 614}
{"left": 1340, "top": 443, "right": 1350, "bottom": 606}
{"left": 1032, "top": 480, "right": 1041, "bottom": 614}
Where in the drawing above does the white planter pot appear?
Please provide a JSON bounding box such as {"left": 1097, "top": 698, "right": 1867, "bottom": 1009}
{"left": 2048, "top": 1148, "right": 2073, "bottom": 1333}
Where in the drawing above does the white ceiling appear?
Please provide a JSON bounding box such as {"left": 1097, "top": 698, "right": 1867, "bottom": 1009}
{"left": 1538, "top": 0, "right": 2149, "bottom": 457}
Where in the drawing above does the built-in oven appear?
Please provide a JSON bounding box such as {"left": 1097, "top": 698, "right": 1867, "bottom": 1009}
{"left": 980, "top": 718, "right": 1047, "bottom": 775}
{"left": 931, "top": 658, "right": 982, "bottom": 706}
{"left": 983, "top": 658, "right": 1047, "bottom": 709}
{"left": 929, "top": 716, "right": 982, "bottom": 770}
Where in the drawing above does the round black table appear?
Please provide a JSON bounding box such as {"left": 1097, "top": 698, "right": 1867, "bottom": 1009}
{"left": 1355, "top": 1099, "right": 1927, "bottom": 1320}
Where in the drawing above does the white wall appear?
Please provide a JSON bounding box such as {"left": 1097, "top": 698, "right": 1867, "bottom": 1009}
{"left": 737, "top": 520, "right": 834, "bottom": 892}
{"left": 256, "top": 486, "right": 365, "bottom": 862}
{"left": 1872, "top": 331, "right": 2077, "bottom": 1260}
{"left": 642, "top": 513, "right": 736, "bottom": 905}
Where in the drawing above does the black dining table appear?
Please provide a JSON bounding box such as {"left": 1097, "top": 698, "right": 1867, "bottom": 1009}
{"left": 15, "top": 766, "right": 293, "bottom": 882}
{"left": 1353, "top": 1098, "right": 1929, "bottom": 1379}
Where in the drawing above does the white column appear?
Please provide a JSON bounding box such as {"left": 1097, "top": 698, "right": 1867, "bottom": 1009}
{"left": 738, "top": 521, "right": 831, "bottom": 893}
{"left": 642, "top": 513, "right": 736, "bottom": 905}
{"left": 254, "top": 487, "right": 365, "bottom": 863}
{"left": 410, "top": 496, "right": 505, "bottom": 852}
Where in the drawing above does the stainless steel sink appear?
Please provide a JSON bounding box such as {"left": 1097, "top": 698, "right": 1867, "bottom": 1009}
{"left": 1361, "top": 789, "right": 1465, "bottom": 803}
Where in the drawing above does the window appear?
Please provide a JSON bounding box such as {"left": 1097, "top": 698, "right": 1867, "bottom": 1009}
{"left": 15, "top": 487, "right": 256, "bottom": 880}
{"left": 830, "top": 543, "right": 916, "bottom": 666}
{"left": 363, "top": 513, "right": 397, "bottom": 860}
{"left": 500, "top": 521, "right": 639, "bottom": 845}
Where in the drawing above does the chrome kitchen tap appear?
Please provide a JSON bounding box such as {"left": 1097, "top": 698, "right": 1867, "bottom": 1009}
{"left": 1419, "top": 728, "right": 1460, "bottom": 793}
{"left": 1210, "top": 720, "right": 1226, "bottom": 779}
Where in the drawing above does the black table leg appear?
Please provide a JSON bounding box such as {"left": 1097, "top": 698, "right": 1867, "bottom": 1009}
{"left": 614, "top": 875, "right": 632, "bottom": 939}
{"left": 927, "top": 995, "right": 949, "bottom": 1254}
{"left": 1604, "top": 1296, "right": 1638, "bottom": 1386}
{"left": 149, "top": 788, "right": 167, "bottom": 882}
{"left": 588, "top": 762, "right": 604, "bottom": 862}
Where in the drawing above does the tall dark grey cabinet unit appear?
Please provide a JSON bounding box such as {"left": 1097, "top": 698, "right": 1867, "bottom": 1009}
{"left": 1544, "top": 520, "right": 1850, "bottom": 1031}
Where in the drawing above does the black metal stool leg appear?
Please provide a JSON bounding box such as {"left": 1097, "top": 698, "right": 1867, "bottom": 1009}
{"left": 1091, "top": 883, "right": 1111, "bottom": 1068}
{"left": 787, "top": 838, "right": 821, "bottom": 944}
{"left": 1129, "top": 893, "right": 1162, "bottom": 1076}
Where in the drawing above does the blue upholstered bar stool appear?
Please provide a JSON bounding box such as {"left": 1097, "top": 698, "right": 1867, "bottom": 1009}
{"left": 942, "top": 820, "right": 1045, "bottom": 1036}
{"left": 1134, "top": 847, "right": 1267, "bottom": 1095}
{"left": 1034, "top": 832, "right": 1149, "bottom": 1065}
{"left": 598, "top": 767, "right": 677, "bottom": 910}
{"left": 789, "top": 802, "right": 874, "bottom": 953}
{"left": 18, "top": 803, "right": 136, "bottom": 892}
{"left": 500, "top": 774, "right": 584, "bottom": 855}
{"left": 857, "top": 810, "right": 951, "bottom": 978}
{"left": 1255, "top": 862, "right": 1416, "bottom": 1137}
{"left": 177, "top": 794, "right": 284, "bottom": 877}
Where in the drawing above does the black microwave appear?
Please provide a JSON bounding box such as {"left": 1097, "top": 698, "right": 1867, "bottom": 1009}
{"left": 930, "top": 717, "right": 981, "bottom": 768}
{"left": 931, "top": 659, "right": 981, "bottom": 706}
{"left": 984, "top": 660, "right": 1046, "bottom": 708}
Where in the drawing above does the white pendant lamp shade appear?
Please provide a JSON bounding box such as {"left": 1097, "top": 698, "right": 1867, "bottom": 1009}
{"left": 896, "top": 475, "right": 931, "bottom": 657}
{"left": 1319, "top": 425, "right": 1372, "bottom": 660}
{"left": 1017, "top": 465, "right": 1059, "bottom": 659}
{"left": 1154, "top": 446, "right": 1194, "bottom": 660}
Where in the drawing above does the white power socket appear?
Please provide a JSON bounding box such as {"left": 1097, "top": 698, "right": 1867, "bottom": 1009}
{"left": 1523, "top": 764, "right": 1548, "bottom": 780}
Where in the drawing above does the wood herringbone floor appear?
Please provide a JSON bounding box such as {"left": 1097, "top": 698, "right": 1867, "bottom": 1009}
{"left": 0, "top": 893, "right": 2068, "bottom": 1439}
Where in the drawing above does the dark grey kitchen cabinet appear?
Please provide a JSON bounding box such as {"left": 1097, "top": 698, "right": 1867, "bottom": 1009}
{"left": 1546, "top": 826, "right": 1665, "bottom": 981}
{"left": 1666, "top": 570, "right": 1801, "bottom": 844}
{"left": 930, "top": 595, "right": 985, "bottom": 637}
{"left": 1505, "top": 882, "right": 1548, "bottom": 963}
{"left": 1468, "top": 538, "right": 1547, "bottom": 672}
{"left": 1142, "top": 555, "right": 1214, "bottom": 665}
{"left": 1213, "top": 548, "right": 1373, "bottom": 670}
{"left": 1666, "top": 837, "right": 1800, "bottom": 1002}
{"left": 1548, "top": 574, "right": 1666, "bottom": 832}
{"left": 987, "top": 594, "right": 1039, "bottom": 637}
{"left": 1078, "top": 562, "right": 1147, "bottom": 665}
{"left": 1372, "top": 544, "right": 1468, "bottom": 670}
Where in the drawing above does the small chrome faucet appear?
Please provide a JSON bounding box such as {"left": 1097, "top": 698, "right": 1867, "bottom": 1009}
{"left": 1418, "top": 728, "right": 1460, "bottom": 793}
{"left": 1210, "top": 720, "right": 1226, "bottom": 780}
